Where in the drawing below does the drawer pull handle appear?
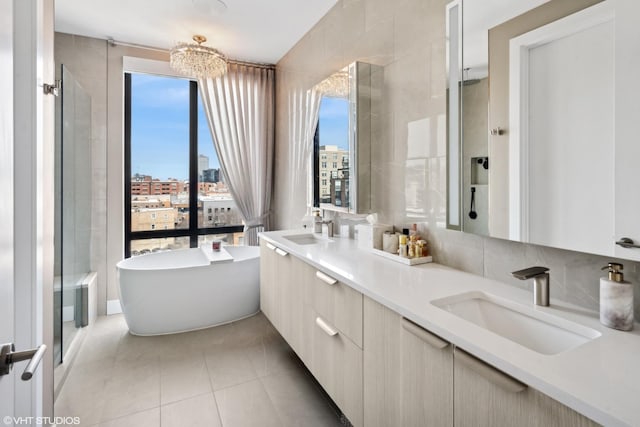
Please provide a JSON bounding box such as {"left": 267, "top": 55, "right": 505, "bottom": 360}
{"left": 265, "top": 242, "right": 276, "bottom": 251}
{"left": 455, "top": 348, "right": 526, "bottom": 393}
{"left": 401, "top": 318, "right": 449, "bottom": 350}
{"left": 274, "top": 248, "right": 289, "bottom": 257}
{"left": 315, "top": 271, "right": 337, "bottom": 285}
{"left": 315, "top": 317, "right": 338, "bottom": 337}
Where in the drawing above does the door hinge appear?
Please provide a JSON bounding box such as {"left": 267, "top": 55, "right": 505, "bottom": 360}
{"left": 43, "top": 79, "right": 61, "bottom": 97}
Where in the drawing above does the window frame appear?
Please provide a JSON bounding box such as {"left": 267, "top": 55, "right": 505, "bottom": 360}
{"left": 124, "top": 72, "right": 243, "bottom": 258}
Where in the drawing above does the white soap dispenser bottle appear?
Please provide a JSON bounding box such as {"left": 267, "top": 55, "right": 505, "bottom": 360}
{"left": 600, "top": 262, "right": 634, "bottom": 331}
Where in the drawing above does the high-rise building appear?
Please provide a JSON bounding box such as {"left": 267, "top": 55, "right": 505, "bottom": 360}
{"left": 318, "top": 145, "right": 349, "bottom": 204}
{"left": 198, "top": 154, "right": 209, "bottom": 180}
{"left": 202, "top": 168, "right": 220, "bottom": 183}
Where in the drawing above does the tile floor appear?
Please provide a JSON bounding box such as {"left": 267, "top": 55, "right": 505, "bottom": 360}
{"left": 55, "top": 312, "right": 345, "bottom": 427}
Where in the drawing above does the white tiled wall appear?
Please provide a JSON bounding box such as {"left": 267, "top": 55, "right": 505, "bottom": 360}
{"left": 273, "top": 0, "right": 640, "bottom": 318}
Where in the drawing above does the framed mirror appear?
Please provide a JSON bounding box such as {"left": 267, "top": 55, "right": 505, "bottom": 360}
{"left": 448, "top": 0, "right": 640, "bottom": 261}
{"left": 312, "top": 61, "right": 382, "bottom": 214}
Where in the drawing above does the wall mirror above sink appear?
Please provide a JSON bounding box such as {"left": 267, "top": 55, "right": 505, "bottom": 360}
{"left": 447, "top": 0, "right": 640, "bottom": 261}
{"left": 311, "top": 61, "right": 382, "bottom": 214}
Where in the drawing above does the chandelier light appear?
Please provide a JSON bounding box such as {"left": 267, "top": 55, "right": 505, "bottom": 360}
{"left": 170, "top": 35, "right": 227, "bottom": 79}
{"left": 315, "top": 69, "right": 349, "bottom": 98}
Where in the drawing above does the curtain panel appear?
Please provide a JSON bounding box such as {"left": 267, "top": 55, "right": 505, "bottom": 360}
{"left": 198, "top": 63, "right": 275, "bottom": 246}
{"left": 288, "top": 88, "right": 321, "bottom": 210}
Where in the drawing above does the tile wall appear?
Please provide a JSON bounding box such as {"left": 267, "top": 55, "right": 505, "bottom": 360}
{"left": 273, "top": 0, "right": 640, "bottom": 318}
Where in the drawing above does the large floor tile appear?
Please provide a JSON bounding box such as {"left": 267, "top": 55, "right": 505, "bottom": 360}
{"left": 160, "top": 351, "right": 211, "bottom": 405}
{"left": 100, "top": 358, "right": 161, "bottom": 422}
{"left": 55, "top": 359, "right": 114, "bottom": 426}
{"left": 204, "top": 343, "right": 258, "bottom": 391}
{"left": 114, "top": 333, "right": 167, "bottom": 364}
{"left": 57, "top": 313, "right": 341, "bottom": 427}
{"left": 214, "top": 379, "right": 282, "bottom": 427}
{"left": 161, "top": 393, "right": 222, "bottom": 427}
{"left": 73, "top": 326, "right": 125, "bottom": 367}
{"left": 230, "top": 312, "right": 277, "bottom": 345}
{"left": 244, "top": 332, "right": 304, "bottom": 377}
{"left": 261, "top": 368, "right": 343, "bottom": 427}
{"left": 98, "top": 408, "right": 160, "bottom": 427}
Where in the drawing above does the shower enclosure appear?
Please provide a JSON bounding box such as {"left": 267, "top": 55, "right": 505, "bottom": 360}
{"left": 53, "top": 65, "right": 92, "bottom": 366}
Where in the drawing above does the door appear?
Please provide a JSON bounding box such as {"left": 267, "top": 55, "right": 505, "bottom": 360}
{"left": 1, "top": 0, "right": 55, "bottom": 422}
{"left": 0, "top": 0, "right": 16, "bottom": 418}
{"left": 508, "top": 1, "right": 615, "bottom": 252}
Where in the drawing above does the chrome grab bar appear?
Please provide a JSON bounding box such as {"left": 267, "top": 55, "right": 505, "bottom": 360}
{"left": 0, "top": 343, "right": 47, "bottom": 381}
{"left": 615, "top": 237, "right": 640, "bottom": 249}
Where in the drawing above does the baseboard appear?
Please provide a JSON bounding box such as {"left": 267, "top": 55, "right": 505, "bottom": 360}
{"left": 107, "top": 299, "right": 122, "bottom": 315}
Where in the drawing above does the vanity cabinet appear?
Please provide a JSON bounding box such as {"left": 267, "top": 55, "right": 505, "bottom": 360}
{"left": 260, "top": 241, "right": 600, "bottom": 427}
{"left": 306, "top": 304, "right": 363, "bottom": 426}
{"left": 363, "top": 297, "right": 453, "bottom": 427}
{"left": 453, "top": 348, "right": 598, "bottom": 427}
{"left": 260, "top": 242, "right": 363, "bottom": 426}
{"left": 299, "top": 260, "right": 364, "bottom": 426}
{"left": 259, "top": 241, "right": 305, "bottom": 356}
{"left": 302, "top": 261, "right": 363, "bottom": 348}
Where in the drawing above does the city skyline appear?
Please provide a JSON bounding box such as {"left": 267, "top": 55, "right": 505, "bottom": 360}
{"left": 131, "top": 73, "right": 350, "bottom": 181}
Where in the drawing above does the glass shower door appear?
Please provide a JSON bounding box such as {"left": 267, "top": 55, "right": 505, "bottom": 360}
{"left": 53, "top": 65, "right": 92, "bottom": 366}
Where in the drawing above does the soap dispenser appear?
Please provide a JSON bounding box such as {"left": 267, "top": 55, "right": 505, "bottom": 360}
{"left": 313, "top": 210, "right": 323, "bottom": 234}
{"left": 600, "top": 262, "right": 634, "bottom": 331}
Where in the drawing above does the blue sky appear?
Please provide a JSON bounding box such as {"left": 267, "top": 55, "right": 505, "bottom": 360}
{"left": 131, "top": 73, "right": 349, "bottom": 181}
{"left": 131, "top": 73, "right": 218, "bottom": 181}
{"left": 318, "top": 96, "right": 349, "bottom": 150}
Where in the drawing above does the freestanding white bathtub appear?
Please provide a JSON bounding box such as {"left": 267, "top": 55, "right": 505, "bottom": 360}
{"left": 116, "top": 246, "right": 260, "bottom": 336}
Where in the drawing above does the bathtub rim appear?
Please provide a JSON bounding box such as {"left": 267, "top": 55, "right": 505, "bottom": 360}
{"left": 116, "top": 245, "right": 259, "bottom": 271}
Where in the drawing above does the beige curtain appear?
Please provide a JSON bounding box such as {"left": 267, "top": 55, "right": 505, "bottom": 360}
{"left": 288, "top": 88, "right": 322, "bottom": 210}
{"left": 198, "top": 63, "right": 275, "bottom": 246}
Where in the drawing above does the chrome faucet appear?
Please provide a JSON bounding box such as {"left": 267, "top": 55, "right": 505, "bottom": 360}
{"left": 511, "top": 266, "right": 550, "bottom": 306}
{"left": 322, "top": 219, "right": 334, "bottom": 238}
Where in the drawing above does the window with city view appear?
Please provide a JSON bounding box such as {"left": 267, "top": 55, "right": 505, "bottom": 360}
{"left": 125, "top": 72, "right": 244, "bottom": 257}
{"left": 314, "top": 96, "right": 350, "bottom": 209}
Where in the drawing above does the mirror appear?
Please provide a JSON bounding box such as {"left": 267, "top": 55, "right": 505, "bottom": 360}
{"left": 312, "top": 61, "right": 382, "bottom": 214}
{"left": 448, "top": 0, "right": 640, "bottom": 261}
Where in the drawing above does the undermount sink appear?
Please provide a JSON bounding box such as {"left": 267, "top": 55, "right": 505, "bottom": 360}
{"left": 431, "top": 291, "right": 600, "bottom": 355}
{"left": 283, "top": 233, "right": 333, "bottom": 245}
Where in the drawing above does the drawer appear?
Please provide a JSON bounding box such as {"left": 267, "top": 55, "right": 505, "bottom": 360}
{"left": 302, "top": 262, "right": 363, "bottom": 348}
{"left": 307, "top": 305, "right": 363, "bottom": 427}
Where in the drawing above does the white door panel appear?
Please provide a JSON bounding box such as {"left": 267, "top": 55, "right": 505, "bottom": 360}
{"left": 1, "top": 0, "right": 55, "bottom": 423}
{"left": 0, "top": 0, "right": 17, "bottom": 419}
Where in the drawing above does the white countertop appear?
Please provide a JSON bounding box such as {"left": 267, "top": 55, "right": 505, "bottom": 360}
{"left": 260, "top": 230, "right": 640, "bottom": 427}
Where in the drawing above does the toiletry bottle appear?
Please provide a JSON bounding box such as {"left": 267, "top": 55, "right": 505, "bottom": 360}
{"left": 600, "top": 262, "right": 634, "bottom": 331}
{"left": 313, "top": 210, "right": 322, "bottom": 233}
{"left": 398, "top": 234, "right": 408, "bottom": 257}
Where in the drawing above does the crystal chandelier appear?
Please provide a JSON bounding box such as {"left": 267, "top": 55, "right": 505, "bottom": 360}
{"left": 315, "top": 69, "right": 349, "bottom": 98}
{"left": 170, "top": 35, "right": 227, "bottom": 79}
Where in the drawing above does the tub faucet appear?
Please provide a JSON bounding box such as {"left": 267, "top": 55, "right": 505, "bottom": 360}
{"left": 511, "top": 266, "right": 550, "bottom": 306}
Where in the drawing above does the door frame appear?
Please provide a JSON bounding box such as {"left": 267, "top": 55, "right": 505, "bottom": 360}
{"left": 3, "top": 0, "right": 55, "bottom": 421}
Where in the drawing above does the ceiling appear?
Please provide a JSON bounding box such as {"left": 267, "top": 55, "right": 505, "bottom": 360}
{"left": 55, "top": 0, "right": 338, "bottom": 64}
